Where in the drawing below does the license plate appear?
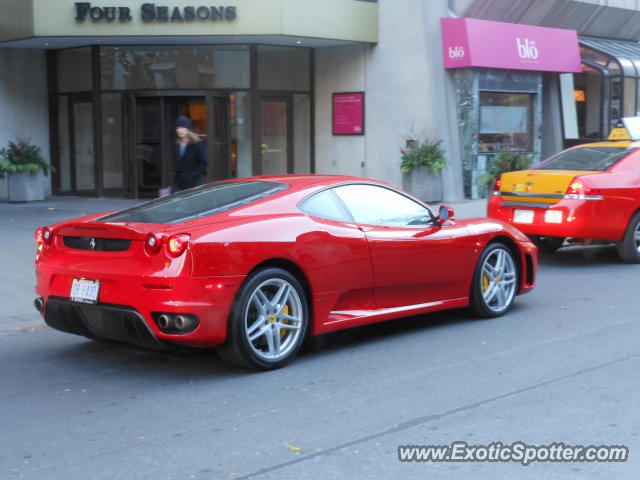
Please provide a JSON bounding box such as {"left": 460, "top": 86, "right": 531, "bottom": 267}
{"left": 70, "top": 278, "right": 100, "bottom": 304}
{"left": 513, "top": 209, "right": 534, "bottom": 224}
{"left": 545, "top": 210, "right": 563, "bottom": 223}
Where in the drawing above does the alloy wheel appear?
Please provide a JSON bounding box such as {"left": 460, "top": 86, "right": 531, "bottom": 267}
{"left": 480, "top": 248, "right": 517, "bottom": 313}
{"left": 243, "top": 278, "right": 304, "bottom": 362}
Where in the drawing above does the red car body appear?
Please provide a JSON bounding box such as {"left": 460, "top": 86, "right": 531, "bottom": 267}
{"left": 35, "top": 175, "right": 537, "bottom": 365}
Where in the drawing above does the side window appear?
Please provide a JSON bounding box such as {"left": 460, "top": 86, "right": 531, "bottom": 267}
{"left": 299, "top": 189, "right": 352, "bottom": 222}
{"left": 333, "top": 184, "right": 434, "bottom": 227}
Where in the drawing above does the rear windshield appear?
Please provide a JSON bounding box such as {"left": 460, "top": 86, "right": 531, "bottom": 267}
{"left": 536, "top": 146, "right": 633, "bottom": 171}
{"left": 98, "top": 181, "right": 287, "bottom": 224}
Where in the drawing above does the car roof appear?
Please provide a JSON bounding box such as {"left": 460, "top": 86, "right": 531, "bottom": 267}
{"left": 573, "top": 141, "right": 639, "bottom": 149}
{"left": 221, "top": 174, "right": 386, "bottom": 191}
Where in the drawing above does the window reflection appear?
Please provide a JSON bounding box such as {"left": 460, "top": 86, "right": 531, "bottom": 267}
{"left": 478, "top": 92, "right": 534, "bottom": 153}
{"left": 299, "top": 190, "right": 351, "bottom": 222}
{"left": 100, "top": 45, "right": 250, "bottom": 90}
{"left": 333, "top": 185, "right": 433, "bottom": 227}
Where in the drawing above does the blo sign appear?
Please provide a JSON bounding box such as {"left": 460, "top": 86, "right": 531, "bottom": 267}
{"left": 440, "top": 17, "right": 581, "bottom": 73}
{"left": 448, "top": 46, "right": 465, "bottom": 59}
{"left": 74, "top": 2, "right": 237, "bottom": 22}
{"left": 516, "top": 38, "right": 538, "bottom": 60}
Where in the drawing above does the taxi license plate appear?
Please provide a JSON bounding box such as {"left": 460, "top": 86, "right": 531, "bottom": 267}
{"left": 70, "top": 279, "right": 100, "bottom": 304}
{"left": 513, "top": 209, "right": 534, "bottom": 224}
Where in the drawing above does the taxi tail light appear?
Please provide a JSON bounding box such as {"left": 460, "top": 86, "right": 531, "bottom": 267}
{"left": 167, "top": 234, "right": 190, "bottom": 258}
{"left": 35, "top": 227, "right": 52, "bottom": 246}
{"left": 564, "top": 177, "right": 603, "bottom": 200}
{"left": 492, "top": 178, "right": 501, "bottom": 195}
{"left": 144, "top": 233, "right": 162, "bottom": 255}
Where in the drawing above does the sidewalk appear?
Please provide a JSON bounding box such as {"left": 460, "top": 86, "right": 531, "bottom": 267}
{"left": 442, "top": 198, "right": 488, "bottom": 219}
{"left": 0, "top": 195, "right": 488, "bottom": 335}
{"left": 0, "top": 196, "right": 141, "bottom": 335}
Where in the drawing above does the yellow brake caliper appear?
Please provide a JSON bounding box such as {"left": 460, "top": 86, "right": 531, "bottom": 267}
{"left": 482, "top": 273, "right": 489, "bottom": 292}
{"left": 281, "top": 305, "right": 289, "bottom": 340}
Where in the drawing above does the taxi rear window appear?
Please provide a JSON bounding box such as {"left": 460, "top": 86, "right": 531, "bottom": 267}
{"left": 536, "top": 147, "right": 633, "bottom": 171}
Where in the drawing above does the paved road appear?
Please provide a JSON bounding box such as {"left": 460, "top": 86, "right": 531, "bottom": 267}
{"left": 1, "top": 198, "right": 638, "bottom": 479}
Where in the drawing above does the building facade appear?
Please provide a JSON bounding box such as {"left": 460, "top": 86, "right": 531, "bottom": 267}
{"left": 1, "top": 0, "right": 640, "bottom": 202}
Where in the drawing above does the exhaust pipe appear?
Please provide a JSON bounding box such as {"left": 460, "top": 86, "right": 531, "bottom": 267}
{"left": 158, "top": 314, "right": 173, "bottom": 330}
{"left": 34, "top": 297, "right": 44, "bottom": 313}
{"left": 174, "top": 315, "right": 194, "bottom": 331}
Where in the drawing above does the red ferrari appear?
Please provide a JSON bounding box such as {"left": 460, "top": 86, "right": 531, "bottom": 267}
{"left": 34, "top": 175, "right": 537, "bottom": 369}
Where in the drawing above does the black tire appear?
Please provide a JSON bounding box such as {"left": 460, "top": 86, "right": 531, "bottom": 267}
{"left": 469, "top": 243, "right": 519, "bottom": 318}
{"left": 529, "top": 235, "right": 565, "bottom": 253}
{"left": 616, "top": 211, "right": 640, "bottom": 263}
{"left": 217, "top": 268, "right": 309, "bottom": 370}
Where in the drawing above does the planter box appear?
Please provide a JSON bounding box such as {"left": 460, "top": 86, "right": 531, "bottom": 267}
{"left": 402, "top": 168, "right": 443, "bottom": 203}
{"left": 8, "top": 171, "right": 45, "bottom": 202}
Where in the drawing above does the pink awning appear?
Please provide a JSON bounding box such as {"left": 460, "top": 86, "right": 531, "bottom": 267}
{"left": 441, "top": 18, "right": 582, "bottom": 73}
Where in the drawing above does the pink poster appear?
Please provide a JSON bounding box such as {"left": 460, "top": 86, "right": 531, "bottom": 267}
{"left": 441, "top": 18, "right": 582, "bottom": 73}
{"left": 333, "top": 92, "right": 365, "bottom": 135}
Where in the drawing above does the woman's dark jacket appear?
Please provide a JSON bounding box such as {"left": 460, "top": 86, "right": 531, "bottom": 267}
{"left": 173, "top": 140, "right": 208, "bottom": 191}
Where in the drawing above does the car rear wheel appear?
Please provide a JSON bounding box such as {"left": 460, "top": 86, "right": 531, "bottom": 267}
{"left": 217, "top": 268, "right": 309, "bottom": 370}
{"left": 470, "top": 243, "right": 518, "bottom": 318}
{"left": 529, "top": 235, "right": 565, "bottom": 253}
{"left": 616, "top": 211, "right": 640, "bottom": 263}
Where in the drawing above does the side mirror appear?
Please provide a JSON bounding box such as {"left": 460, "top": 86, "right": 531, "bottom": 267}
{"left": 437, "top": 205, "right": 455, "bottom": 225}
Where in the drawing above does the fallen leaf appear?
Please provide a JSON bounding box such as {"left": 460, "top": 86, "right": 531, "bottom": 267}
{"left": 285, "top": 443, "right": 301, "bottom": 452}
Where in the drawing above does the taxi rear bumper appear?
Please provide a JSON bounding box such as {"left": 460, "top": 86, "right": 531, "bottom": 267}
{"left": 487, "top": 194, "right": 626, "bottom": 242}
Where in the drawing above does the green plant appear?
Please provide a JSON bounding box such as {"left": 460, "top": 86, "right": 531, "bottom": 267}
{"left": 0, "top": 138, "right": 54, "bottom": 177}
{"left": 400, "top": 138, "right": 448, "bottom": 175}
{"left": 477, "top": 151, "right": 533, "bottom": 188}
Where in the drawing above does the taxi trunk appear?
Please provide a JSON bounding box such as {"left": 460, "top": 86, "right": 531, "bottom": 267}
{"left": 499, "top": 169, "right": 598, "bottom": 204}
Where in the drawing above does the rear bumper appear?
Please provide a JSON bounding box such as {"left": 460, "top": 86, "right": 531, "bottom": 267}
{"left": 44, "top": 297, "right": 168, "bottom": 350}
{"left": 36, "top": 261, "right": 245, "bottom": 347}
{"left": 487, "top": 195, "right": 625, "bottom": 241}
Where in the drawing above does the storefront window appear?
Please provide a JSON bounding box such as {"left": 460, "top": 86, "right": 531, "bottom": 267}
{"left": 293, "top": 94, "right": 311, "bottom": 173}
{"left": 258, "top": 46, "right": 310, "bottom": 91}
{"left": 57, "top": 48, "right": 92, "bottom": 93}
{"left": 624, "top": 77, "right": 637, "bottom": 117}
{"left": 231, "top": 92, "right": 252, "bottom": 178}
{"left": 100, "top": 46, "right": 250, "bottom": 90}
{"left": 57, "top": 96, "right": 71, "bottom": 192}
{"left": 101, "top": 93, "right": 124, "bottom": 191}
{"left": 478, "top": 92, "right": 534, "bottom": 153}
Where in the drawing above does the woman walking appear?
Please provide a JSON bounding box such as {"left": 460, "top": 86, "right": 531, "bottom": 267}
{"left": 173, "top": 116, "right": 208, "bottom": 192}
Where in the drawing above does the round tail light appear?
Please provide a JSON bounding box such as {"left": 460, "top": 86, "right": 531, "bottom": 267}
{"left": 167, "top": 234, "right": 190, "bottom": 257}
{"left": 35, "top": 227, "right": 52, "bottom": 246}
{"left": 145, "top": 233, "right": 162, "bottom": 254}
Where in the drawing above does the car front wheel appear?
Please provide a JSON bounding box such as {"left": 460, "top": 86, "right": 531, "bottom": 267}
{"left": 218, "top": 268, "right": 309, "bottom": 370}
{"left": 470, "top": 243, "right": 518, "bottom": 318}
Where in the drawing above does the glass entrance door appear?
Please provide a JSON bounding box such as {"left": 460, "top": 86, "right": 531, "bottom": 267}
{"left": 135, "top": 98, "right": 163, "bottom": 197}
{"left": 130, "top": 96, "right": 207, "bottom": 197}
{"left": 69, "top": 97, "right": 96, "bottom": 194}
{"left": 259, "top": 97, "right": 292, "bottom": 175}
{"left": 162, "top": 97, "right": 207, "bottom": 192}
